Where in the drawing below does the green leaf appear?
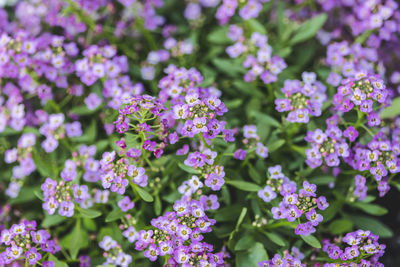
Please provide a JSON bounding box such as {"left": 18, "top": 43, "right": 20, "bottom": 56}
{"left": 41, "top": 214, "right": 66, "bottom": 228}
{"left": 105, "top": 208, "right": 124, "bottom": 222}
{"left": 96, "top": 139, "right": 109, "bottom": 152}
{"left": 234, "top": 235, "right": 255, "bottom": 251}
{"left": 70, "top": 105, "right": 99, "bottom": 115}
{"left": 309, "top": 175, "right": 335, "bottom": 185}
{"left": 225, "top": 99, "right": 243, "bottom": 109}
{"left": 276, "top": 47, "right": 292, "bottom": 58}
{"left": 328, "top": 219, "right": 353, "bottom": 235}
{"left": 154, "top": 195, "right": 162, "bottom": 216}
{"left": 134, "top": 185, "right": 154, "bottom": 202}
{"left": 289, "top": 14, "right": 327, "bottom": 45}
{"left": 69, "top": 220, "right": 82, "bottom": 259}
{"left": 236, "top": 208, "right": 247, "bottom": 229}
{"left": 301, "top": 234, "right": 321, "bottom": 248}
{"left": 351, "top": 202, "right": 388, "bottom": 216}
{"left": 212, "top": 58, "right": 245, "bottom": 77}
{"left": 264, "top": 231, "right": 286, "bottom": 246}
{"left": 248, "top": 165, "right": 262, "bottom": 183}
{"left": 178, "top": 162, "right": 200, "bottom": 174}
{"left": 267, "top": 139, "right": 285, "bottom": 153}
{"left": 9, "top": 186, "right": 39, "bottom": 204}
{"left": 380, "top": 97, "right": 400, "bottom": 119}
{"left": 346, "top": 214, "right": 393, "bottom": 238}
{"left": 34, "top": 190, "right": 44, "bottom": 201}
{"left": 78, "top": 207, "right": 102, "bottom": 219}
{"left": 226, "top": 180, "right": 262, "bottom": 192}
{"left": 232, "top": 80, "right": 263, "bottom": 98}
{"left": 250, "top": 111, "right": 281, "bottom": 128}
{"left": 320, "top": 201, "right": 341, "bottom": 222}
{"left": 32, "top": 151, "right": 54, "bottom": 178}
{"left": 48, "top": 255, "right": 68, "bottom": 267}
{"left": 246, "top": 19, "right": 266, "bottom": 34}
{"left": 207, "top": 26, "right": 231, "bottom": 44}
{"left": 236, "top": 242, "right": 268, "bottom": 266}
{"left": 355, "top": 29, "right": 374, "bottom": 44}
{"left": 83, "top": 218, "right": 97, "bottom": 231}
{"left": 215, "top": 204, "right": 242, "bottom": 222}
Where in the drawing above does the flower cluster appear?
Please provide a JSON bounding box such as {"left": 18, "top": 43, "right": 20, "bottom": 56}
{"left": 322, "top": 230, "right": 386, "bottom": 265}
{"left": 99, "top": 236, "right": 132, "bottom": 267}
{"left": 258, "top": 247, "right": 305, "bottom": 267}
{"left": 216, "top": 0, "right": 269, "bottom": 25}
{"left": 236, "top": 125, "right": 269, "bottom": 159}
{"left": 226, "top": 26, "right": 287, "bottom": 84}
{"left": 0, "top": 221, "right": 60, "bottom": 265}
{"left": 318, "top": 0, "right": 398, "bottom": 39}
{"left": 333, "top": 73, "right": 389, "bottom": 124}
{"left": 4, "top": 133, "right": 36, "bottom": 198}
{"left": 305, "top": 119, "right": 351, "bottom": 168}
{"left": 258, "top": 165, "right": 328, "bottom": 235}
{"left": 158, "top": 66, "right": 234, "bottom": 191}
{"left": 349, "top": 131, "right": 399, "bottom": 196}
{"left": 135, "top": 199, "right": 227, "bottom": 266}
{"left": 120, "top": 214, "right": 139, "bottom": 243}
{"left": 41, "top": 178, "right": 92, "bottom": 217}
{"left": 61, "top": 145, "right": 100, "bottom": 183}
{"left": 275, "top": 72, "right": 327, "bottom": 123}
{"left": 353, "top": 174, "right": 368, "bottom": 201}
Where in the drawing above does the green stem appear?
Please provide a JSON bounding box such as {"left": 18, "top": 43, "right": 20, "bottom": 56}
{"left": 264, "top": 220, "right": 297, "bottom": 230}
{"left": 359, "top": 123, "right": 375, "bottom": 137}
{"left": 199, "top": 133, "right": 212, "bottom": 149}
{"left": 354, "top": 109, "right": 364, "bottom": 128}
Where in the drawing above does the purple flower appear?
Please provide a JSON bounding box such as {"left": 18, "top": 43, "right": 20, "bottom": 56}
{"left": 243, "top": 125, "right": 258, "bottom": 139}
{"left": 233, "top": 149, "right": 247, "bottom": 160}
{"left": 199, "top": 194, "right": 220, "bottom": 210}
{"left": 58, "top": 201, "right": 74, "bottom": 217}
{"left": 258, "top": 185, "right": 277, "bottom": 202}
{"left": 143, "top": 140, "right": 157, "bottom": 152}
{"left": 31, "top": 230, "right": 50, "bottom": 244}
{"left": 42, "top": 137, "right": 59, "bottom": 153}
{"left": 123, "top": 226, "right": 138, "bottom": 243}
{"left": 25, "top": 247, "right": 42, "bottom": 265}
{"left": 126, "top": 148, "right": 142, "bottom": 158}
{"left": 205, "top": 173, "right": 225, "bottom": 191}
{"left": 84, "top": 93, "right": 102, "bottom": 110}
{"left": 360, "top": 99, "right": 373, "bottom": 113}
{"left": 118, "top": 196, "right": 135, "bottom": 212}
{"left": 193, "top": 117, "right": 208, "bottom": 134}
{"left": 306, "top": 208, "right": 323, "bottom": 226}
{"left": 316, "top": 196, "right": 329, "bottom": 210}
{"left": 65, "top": 122, "right": 82, "bottom": 137}
{"left": 99, "top": 236, "right": 117, "bottom": 251}
{"left": 295, "top": 222, "right": 316, "bottom": 236}
{"left": 184, "top": 152, "right": 206, "bottom": 168}
{"left": 173, "top": 104, "right": 189, "bottom": 119}
{"left": 43, "top": 197, "right": 59, "bottom": 215}
{"left": 286, "top": 205, "right": 302, "bottom": 222}
{"left": 344, "top": 126, "right": 358, "bottom": 142}
{"left": 127, "top": 165, "right": 148, "bottom": 187}
{"left": 159, "top": 241, "right": 173, "bottom": 256}
{"left": 256, "top": 142, "right": 269, "bottom": 158}
{"left": 300, "top": 181, "right": 317, "bottom": 197}
{"left": 73, "top": 184, "right": 89, "bottom": 202}
{"left": 268, "top": 165, "right": 284, "bottom": 179}
{"left": 110, "top": 176, "right": 129, "bottom": 194}
{"left": 275, "top": 98, "right": 291, "bottom": 112}
{"left": 9, "top": 244, "right": 23, "bottom": 259}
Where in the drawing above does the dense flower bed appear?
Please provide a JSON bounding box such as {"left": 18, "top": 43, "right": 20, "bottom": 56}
{"left": 1, "top": 0, "right": 400, "bottom": 266}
